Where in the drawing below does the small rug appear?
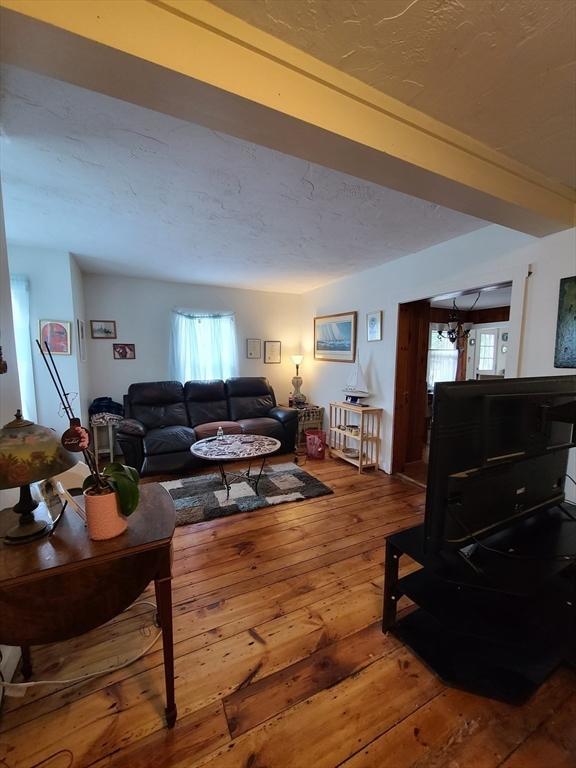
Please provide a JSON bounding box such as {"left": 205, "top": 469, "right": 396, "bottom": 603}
{"left": 160, "top": 461, "right": 333, "bottom": 526}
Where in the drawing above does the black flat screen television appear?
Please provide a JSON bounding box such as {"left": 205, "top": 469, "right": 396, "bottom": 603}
{"left": 424, "top": 375, "right": 576, "bottom": 555}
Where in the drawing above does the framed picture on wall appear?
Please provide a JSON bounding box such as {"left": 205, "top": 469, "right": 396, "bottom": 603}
{"left": 366, "top": 310, "right": 382, "bottom": 342}
{"left": 264, "top": 340, "right": 281, "bottom": 363}
{"left": 314, "top": 312, "right": 357, "bottom": 362}
{"left": 113, "top": 343, "right": 136, "bottom": 360}
{"left": 90, "top": 320, "right": 117, "bottom": 339}
{"left": 39, "top": 320, "right": 72, "bottom": 355}
{"left": 246, "top": 338, "right": 261, "bottom": 359}
{"left": 554, "top": 276, "right": 576, "bottom": 368}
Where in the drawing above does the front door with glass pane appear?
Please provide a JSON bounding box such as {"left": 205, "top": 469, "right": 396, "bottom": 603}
{"left": 475, "top": 329, "right": 498, "bottom": 375}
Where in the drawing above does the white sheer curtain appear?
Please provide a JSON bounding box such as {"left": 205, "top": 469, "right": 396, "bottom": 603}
{"left": 169, "top": 310, "right": 238, "bottom": 382}
{"left": 427, "top": 326, "right": 458, "bottom": 388}
{"left": 10, "top": 276, "right": 37, "bottom": 421}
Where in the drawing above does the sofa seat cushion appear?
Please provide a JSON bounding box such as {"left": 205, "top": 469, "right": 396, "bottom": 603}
{"left": 194, "top": 421, "right": 242, "bottom": 440}
{"left": 143, "top": 426, "right": 197, "bottom": 456}
{"left": 237, "top": 417, "right": 284, "bottom": 441}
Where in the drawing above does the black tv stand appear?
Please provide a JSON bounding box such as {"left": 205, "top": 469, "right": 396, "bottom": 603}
{"left": 383, "top": 507, "right": 576, "bottom": 704}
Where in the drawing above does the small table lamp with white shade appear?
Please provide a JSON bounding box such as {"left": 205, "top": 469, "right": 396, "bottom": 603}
{"left": 290, "top": 355, "right": 307, "bottom": 406}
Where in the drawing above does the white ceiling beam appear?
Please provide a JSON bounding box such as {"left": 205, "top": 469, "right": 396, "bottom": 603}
{"left": 1, "top": 0, "right": 574, "bottom": 236}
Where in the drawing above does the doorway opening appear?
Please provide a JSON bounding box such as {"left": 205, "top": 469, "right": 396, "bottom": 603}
{"left": 392, "top": 282, "right": 512, "bottom": 487}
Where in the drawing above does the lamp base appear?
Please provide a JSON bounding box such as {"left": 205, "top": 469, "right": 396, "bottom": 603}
{"left": 3, "top": 484, "right": 52, "bottom": 545}
{"left": 5, "top": 514, "right": 50, "bottom": 544}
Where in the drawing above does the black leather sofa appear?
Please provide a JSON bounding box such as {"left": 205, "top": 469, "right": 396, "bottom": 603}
{"left": 116, "top": 377, "right": 298, "bottom": 476}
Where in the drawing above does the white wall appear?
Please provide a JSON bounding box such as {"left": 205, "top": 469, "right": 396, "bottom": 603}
{"left": 301, "top": 225, "right": 575, "bottom": 498}
{"left": 7, "top": 245, "right": 81, "bottom": 433}
{"left": 83, "top": 274, "right": 302, "bottom": 405}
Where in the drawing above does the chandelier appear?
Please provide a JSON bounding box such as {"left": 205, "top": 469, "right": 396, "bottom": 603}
{"left": 437, "top": 299, "right": 473, "bottom": 345}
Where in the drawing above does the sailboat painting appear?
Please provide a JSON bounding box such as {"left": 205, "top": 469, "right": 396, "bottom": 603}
{"left": 314, "top": 312, "right": 357, "bottom": 362}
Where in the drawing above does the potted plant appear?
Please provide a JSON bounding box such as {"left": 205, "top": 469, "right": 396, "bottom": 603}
{"left": 82, "top": 460, "right": 140, "bottom": 540}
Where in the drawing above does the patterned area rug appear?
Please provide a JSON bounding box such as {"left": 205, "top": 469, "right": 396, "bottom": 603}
{"left": 161, "top": 462, "right": 333, "bottom": 526}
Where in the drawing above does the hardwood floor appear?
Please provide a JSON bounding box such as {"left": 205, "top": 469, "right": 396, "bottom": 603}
{"left": 1, "top": 458, "right": 574, "bottom": 767}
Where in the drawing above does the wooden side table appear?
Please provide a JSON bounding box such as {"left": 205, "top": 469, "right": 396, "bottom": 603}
{"left": 282, "top": 404, "right": 325, "bottom": 446}
{"left": 0, "top": 483, "right": 178, "bottom": 727}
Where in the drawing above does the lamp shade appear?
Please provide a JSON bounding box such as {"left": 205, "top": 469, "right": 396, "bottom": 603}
{"left": 0, "top": 411, "right": 76, "bottom": 490}
{"left": 291, "top": 355, "right": 304, "bottom": 366}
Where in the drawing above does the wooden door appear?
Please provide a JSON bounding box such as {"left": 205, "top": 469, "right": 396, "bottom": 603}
{"left": 392, "top": 300, "right": 430, "bottom": 473}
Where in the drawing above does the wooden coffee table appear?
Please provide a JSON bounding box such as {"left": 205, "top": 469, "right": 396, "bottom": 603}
{"left": 190, "top": 434, "right": 281, "bottom": 499}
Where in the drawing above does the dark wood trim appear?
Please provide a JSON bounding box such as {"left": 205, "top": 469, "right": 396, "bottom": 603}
{"left": 392, "top": 300, "right": 430, "bottom": 473}
{"left": 429, "top": 306, "right": 509, "bottom": 325}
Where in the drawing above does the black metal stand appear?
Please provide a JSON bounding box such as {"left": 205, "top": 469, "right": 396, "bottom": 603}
{"left": 217, "top": 457, "right": 268, "bottom": 500}
{"left": 383, "top": 506, "right": 576, "bottom": 704}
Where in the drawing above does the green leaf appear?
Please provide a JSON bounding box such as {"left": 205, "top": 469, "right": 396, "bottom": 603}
{"left": 109, "top": 474, "right": 139, "bottom": 516}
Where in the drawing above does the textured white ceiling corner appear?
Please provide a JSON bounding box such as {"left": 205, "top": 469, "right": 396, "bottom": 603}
{"left": 211, "top": 0, "right": 576, "bottom": 190}
{"left": 0, "top": 65, "right": 490, "bottom": 293}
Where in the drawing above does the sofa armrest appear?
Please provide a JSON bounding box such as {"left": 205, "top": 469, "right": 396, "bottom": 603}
{"left": 268, "top": 406, "right": 298, "bottom": 424}
{"left": 117, "top": 418, "right": 147, "bottom": 437}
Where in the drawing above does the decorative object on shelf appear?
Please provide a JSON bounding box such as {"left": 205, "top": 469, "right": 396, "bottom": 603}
{"left": 501, "top": 345, "right": 508, "bottom": 354}
{"left": 246, "top": 338, "right": 261, "bottom": 359}
{"left": 554, "top": 276, "right": 576, "bottom": 368}
{"left": 39, "top": 320, "right": 72, "bottom": 355}
{"left": 343, "top": 361, "right": 370, "bottom": 404}
{"left": 264, "top": 340, "right": 281, "bottom": 364}
{"left": 436, "top": 294, "right": 479, "bottom": 346}
{"left": 366, "top": 310, "right": 382, "bottom": 342}
{"left": 90, "top": 320, "right": 117, "bottom": 339}
{"left": 113, "top": 343, "right": 136, "bottom": 360}
{"left": 77, "top": 318, "right": 87, "bottom": 362}
{"left": 501, "top": 332, "right": 509, "bottom": 342}
{"left": 0, "top": 410, "right": 77, "bottom": 543}
{"left": 314, "top": 312, "right": 357, "bottom": 362}
{"left": 290, "top": 354, "right": 307, "bottom": 405}
{"left": 329, "top": 401, "right": 382, "bottom": 473}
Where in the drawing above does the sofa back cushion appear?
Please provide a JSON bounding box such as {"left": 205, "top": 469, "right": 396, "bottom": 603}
{"left": 226, "top": 377, "right": 276, "bottom": 420}
{"left": 128, "top": 381, "right": 188, "bottom": 429}
{"left": 184, "top": 380, "right": 229, "bottom": 426}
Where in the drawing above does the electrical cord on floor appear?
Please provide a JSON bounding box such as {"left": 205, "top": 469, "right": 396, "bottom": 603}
{"left": 448, "top": 507, "right": 576, "bottom": 563}
{"left": 0, "top": 600, "right": 161, "bottom": 698}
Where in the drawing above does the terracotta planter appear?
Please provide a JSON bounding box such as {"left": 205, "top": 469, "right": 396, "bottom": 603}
{"left": 84, "top": 489, "right": 128, "bottom": 540}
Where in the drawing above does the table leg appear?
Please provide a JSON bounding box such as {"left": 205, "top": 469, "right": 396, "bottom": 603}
{"left": 155, "top": 552, "right": 177, "bottom": 728}
{"left": 253, "top": 457, "right": 267, "bottom": 494}
{"left": 21, "top": 645, "right": 33, "bottom": 680}
{"left": 382, "top": 539, "right": 401, "bottom": 632}
{"left": 108, "top": 422, "right": 115, "bottom": 462}
{"left": 218, "top": 462, "right": 231, "bottom": 500}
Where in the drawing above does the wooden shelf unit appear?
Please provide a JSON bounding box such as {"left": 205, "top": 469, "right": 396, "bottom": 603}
{"left": 329, "top": 402, "right": 382, "bottom": 472}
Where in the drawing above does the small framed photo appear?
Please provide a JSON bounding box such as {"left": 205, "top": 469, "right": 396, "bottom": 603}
{"left": 246, "top": 338, "right": 261, "bottom": 359}
{"left": 77, "top": 318, "right": 87, "bottom": 362}
{"left": 90, "top": 320, "right": 117, "bottom": 339}
{"left": 113, "top": 343, "right": 135, "bottom": 360}
{"left": 501, "top": 332, "right": 509, "bottom": 342}
{"left": 39, "top": 320, "right": 72, "bottom": 355}
{"left": 264, "top": 340, "right": 281, "bottom": 364}
{"left": 366, "top": 310, "right": 382, "bottom": 342}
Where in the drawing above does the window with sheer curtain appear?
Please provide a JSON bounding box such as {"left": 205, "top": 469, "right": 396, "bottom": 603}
{"left": 169, "top": 310, "right": 238, "bottom": 382}
{"left": 10, "top": 276, "right": 37, "bottom": 421}
{"left": 426, "top": 326, "right": 458, "bottom": 388}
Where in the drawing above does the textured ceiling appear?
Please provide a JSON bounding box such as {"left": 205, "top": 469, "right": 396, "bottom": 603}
{"left": 0, "top": 65, "right": 489, "bottom": 293}
{"left": 212, "top": 0, "right": 576, "bottom": 189}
